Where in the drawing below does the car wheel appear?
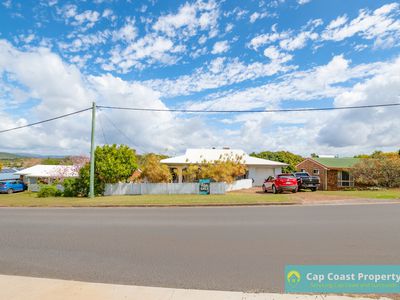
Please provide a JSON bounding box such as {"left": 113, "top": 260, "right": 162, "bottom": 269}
{"left": 292, "top": 189, "right": 297, "bottom": 193}
{"left": 272, "top": 185, "right": 278, "bottom": 194}
{"left": 262, "top": 185, "right": 267, "bottom": 193}
{"left": 311, "top": 188, "right": 317, "bottom": 192}
{"left": 7, "top": 189, "right": 13, "bottom": 194}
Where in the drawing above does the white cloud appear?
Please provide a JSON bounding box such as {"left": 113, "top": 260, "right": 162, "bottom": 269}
{"left": 211, "top": 40, "right": 229, "bottom": 54}
{"left": 0, "top": 40, "right": 94, "bottom": 154}
{"left": 152, "top": 0, "right": 219, "bottom": 38}
{"left": 263, "top": 46, "right": 292, "bottom": 63}
{"left": 2, "top": 0, "right": 11, "bottom": 8}
{"left": 184, "top": 55, "right": 390, "bottom": 111}
{"left": 107, "top": 34, "right": 184, "bottom": 72}
{"left": 143, "top": 56, "right": 296, "bottom": 97}
{"left": 0, "top": 40, "right": 217, "bottom": 154}
{"left": 112, "top": 22, "right": 137, "bottom": 42}
{"left": 58, "top": 4, "right": 103, "bottom": 31}
{"left": 248, "top": 29, "right": 290, "bottom": 50}
{"left": 249, "top": 11, "right": 270, "bottom": 23}
{"left": 249, "top": 19, "right": 322, "bottom": 52}
{"left": 225, "top": 23, "right": 234, "bottom": 33}
{"left": 317, "top": 56, "right": 400, "bottom": 148}
{"left": 321, "top": 3, "right": 400, "bottom": 44}
{"left": 297, "top": 0, "right": 311, "bottom": 5}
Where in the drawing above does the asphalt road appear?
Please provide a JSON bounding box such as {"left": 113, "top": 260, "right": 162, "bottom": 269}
{"left": 0, "top": 204, "right": 399, "bottom": 292}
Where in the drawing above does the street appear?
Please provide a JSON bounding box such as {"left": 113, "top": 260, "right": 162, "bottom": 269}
{"left": 0, "top": 204, "right": 399, "bottom": 292}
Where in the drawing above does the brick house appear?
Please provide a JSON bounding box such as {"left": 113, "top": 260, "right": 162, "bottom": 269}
{"left": 296, "top": 157, "right": 361, "bottom": 190}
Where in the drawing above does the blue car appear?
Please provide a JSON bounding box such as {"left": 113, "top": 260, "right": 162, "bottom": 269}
{"left": 0, "top": 180, "right": 27, "bottom": 194}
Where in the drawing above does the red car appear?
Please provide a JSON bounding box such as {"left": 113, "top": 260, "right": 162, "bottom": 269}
{"left": 262, "top": 174, "right": 298, "bottom": 194}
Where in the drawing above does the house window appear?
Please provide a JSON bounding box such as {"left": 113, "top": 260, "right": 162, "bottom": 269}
{"left": 338, "top": 171, "right": 354, "bottom": 187}
{"left": 301, "top": 169, "right": 306, "bottom": 172}
{"left": 313, "top": 169, "right": 320, "bottom": 175}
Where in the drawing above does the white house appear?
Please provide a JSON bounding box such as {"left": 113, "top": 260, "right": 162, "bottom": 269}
{"left": 14, "top": 164, "right": 79, "bottom": 187}
{"left": 160, "top": 148, "right": 287, "bottom": 186}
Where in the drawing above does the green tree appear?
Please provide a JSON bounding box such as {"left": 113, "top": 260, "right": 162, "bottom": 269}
{"left": 140, "top": 154, "right": 172, "bottom": 183}
{"left": 250, "top": 151, "right": 303, "bottom": 173}
{"left": 74, "top": 144, "right": 137, "bottom": 196}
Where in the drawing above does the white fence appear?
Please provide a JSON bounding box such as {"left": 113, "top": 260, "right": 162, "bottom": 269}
{"left": 104, "top": 179, "right": 252, "bottom": 196}
{"left": 225, "top": 179, "right": 253, "bottom": 191}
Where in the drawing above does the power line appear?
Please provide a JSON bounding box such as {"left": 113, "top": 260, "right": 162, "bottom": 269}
{"left": 0, "top": 107, "right": 92, "bottom": 134}
{"left": 101, "top": 110, "right": 143, "bottom": 152}
{"left": 1, "top": 102, "right": 399, "bottom": 135}
{"left": 97, "top": 102, "right": 400, "bottom": 113}
{"left": 97, "top": 112, "right": 108, "bottom": 144}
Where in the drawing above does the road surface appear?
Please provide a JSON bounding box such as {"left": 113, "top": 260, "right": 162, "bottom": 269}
{"left": 0, "top": 204, "right": 399, "bottom": 292}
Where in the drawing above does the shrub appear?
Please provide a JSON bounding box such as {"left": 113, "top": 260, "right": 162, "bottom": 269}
{"left": 37, "top": 185, "right": 62, "bottom": 198}
{"left": 353, "top": 156, "right": 400, "bottom": 188}
{"left": 62, "top": 178, "right": 78, "bottom": 197}
{"left": 141, "top": 154, "right": 172, "bottom": 183}
{"left": 183, "top": 154, "right": 247, "bottom": 183}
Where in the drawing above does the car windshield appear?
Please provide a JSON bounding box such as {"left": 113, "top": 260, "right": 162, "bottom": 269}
{"left": 295, "top": 173, "right": 309, "bottom": 177}
{"left": 278, "top": 174, "right": 295, "bottom": 179}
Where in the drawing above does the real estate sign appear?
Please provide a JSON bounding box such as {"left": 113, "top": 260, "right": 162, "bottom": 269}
{"left": 199, "top": 179, "right": 210, "bottom": 195}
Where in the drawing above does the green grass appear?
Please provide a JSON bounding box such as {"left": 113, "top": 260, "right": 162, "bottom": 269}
{"left": 0, "top": 191, "right": 295, "bottom": 207}
{"left": 322, "top": 189, "right": 400, "bottom": 199}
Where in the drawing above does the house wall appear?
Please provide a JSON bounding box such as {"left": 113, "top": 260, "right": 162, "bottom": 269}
{"left": 248, "top": 166, "right": 281, "bottom": 186}
{"left": 296, "top": 160, "right": 327, "bottom": 190}
{"left": 327, "top": 170, "right": 339, "bottom": 190}
{"left": 330, "top": 169, "right": 357, "bottom": 190}
{"left": 297, "top": 159, "right": 358, "bottom": 190}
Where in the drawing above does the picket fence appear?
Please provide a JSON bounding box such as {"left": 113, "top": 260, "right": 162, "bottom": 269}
{"left": 104, "top": 179, "right": 253, "bottom": 196}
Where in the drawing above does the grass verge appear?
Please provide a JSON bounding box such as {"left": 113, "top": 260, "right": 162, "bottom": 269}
{"left": 0, "top": 191, "right": 296, "bottom": 207}
{"left": 321, "top": 189, "right": 400, "bottom": 199}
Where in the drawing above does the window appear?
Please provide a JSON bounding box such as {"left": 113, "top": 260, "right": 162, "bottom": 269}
{"left": 338, "top": 171, "right": 354, "bottom": 187}
{"left": 313, "top": 169, "right": 320, "bottom": 175}
{"left": 301, "top": 169, "right": 306, "bottom": 172}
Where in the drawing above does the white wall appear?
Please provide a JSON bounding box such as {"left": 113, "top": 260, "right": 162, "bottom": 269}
{"left": 248, "top": 166, "right": 282, "bottom": 186}
{"left": 225, "top": 179, "right": 253, "bottom": 191}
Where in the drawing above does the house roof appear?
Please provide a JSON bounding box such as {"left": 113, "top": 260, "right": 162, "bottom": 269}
{"left": 160, "top": 148, "right": 288, "bottom": 167}
{"left": 311, "top": 157, "right": 361, "bottom": 169}
{"left": 0, "top": 168, "right": 21, "bottom": 180}
{"left": 14, "top": 165, "right": 79, "bottom": 178}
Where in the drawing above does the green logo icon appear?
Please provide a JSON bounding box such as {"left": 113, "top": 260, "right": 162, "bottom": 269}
{"left": 287, "top": 270, "right": 301, "bottom": 286}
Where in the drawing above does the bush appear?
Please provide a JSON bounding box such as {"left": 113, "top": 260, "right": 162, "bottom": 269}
{"left": 141, "top": 154, "right": 172, "bottom": 183}
{"left": 62, "top": 178, "right": 78, "bottom": 197}
{"left": 37, "top": 185, "right": 62, "bottom": 198}
{"left": 353, "top": 156, "right": 400, "bottom": 188}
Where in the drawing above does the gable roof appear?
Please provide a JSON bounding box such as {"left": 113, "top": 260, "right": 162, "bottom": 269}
{"left": 161, "top": 148, "right": 288, "bottom": 167}
{"left": 311, "top": 157, "right": 361, "bottom": 169}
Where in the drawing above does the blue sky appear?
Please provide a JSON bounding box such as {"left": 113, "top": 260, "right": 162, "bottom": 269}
{"left": 0, "top": 0, "right": 399, "bottom": 156}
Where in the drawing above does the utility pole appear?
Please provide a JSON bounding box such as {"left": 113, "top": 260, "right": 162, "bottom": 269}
{"left": 89, "top": 101, "right": 96, "bottom": 198}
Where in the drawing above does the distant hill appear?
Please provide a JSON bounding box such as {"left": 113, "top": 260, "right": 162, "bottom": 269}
{"left": 0, "top": 152, "right": 22, "bottom": 159}
{"left": 0, "top": 152, "right": 66, "bottom": 159}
